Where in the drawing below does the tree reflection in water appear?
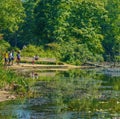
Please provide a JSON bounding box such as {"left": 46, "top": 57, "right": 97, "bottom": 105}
{"left": 0, "top": 69, "right": 120, "bottom": 119}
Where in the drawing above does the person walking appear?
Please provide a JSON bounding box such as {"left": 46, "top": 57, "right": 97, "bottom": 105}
{"left": 4, "top": 51, "right": 9, "bottom": 66}
{"left": 8, "top": 51, "right": 12, "bottom": 65}
{"left": 11, "top": 50, "right": 14, "bottom": 65}
{"left": 16, "top": 51, "right": 21, "bottom": 65}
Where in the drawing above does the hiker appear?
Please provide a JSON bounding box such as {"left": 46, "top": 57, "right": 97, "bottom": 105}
{"left": 34, "top": 55, "right": 39, "bottom": 60}
{"left": 4, "top": 51, "right": 9, "bottom": 66}
{"left": 8, "top": 51, "right": 13, "bottom": 65}
{"left": 11, "top": 50, "right": 14, "bottom": 65}
{"left": 32, "top": 56, "right": 35, "bottom": 64}
{"left": 32, "top": 55, "right": 39, "bottom": 64}
{"left": 16, "top": 51, "right": 21, "bottom": 64}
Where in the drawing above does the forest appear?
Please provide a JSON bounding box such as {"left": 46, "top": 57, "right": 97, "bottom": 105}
{"left": 0, "top": 0, "right": 120, "bottom": 65}
{"left": 0, "top": 1, "right": 120, "bottom": 117}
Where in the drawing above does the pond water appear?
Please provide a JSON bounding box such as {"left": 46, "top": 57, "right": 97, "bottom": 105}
{"left": 0, "top": 69, "right": 120, "bottom": 119}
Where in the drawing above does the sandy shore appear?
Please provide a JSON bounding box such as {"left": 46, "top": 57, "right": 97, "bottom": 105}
{"left": 0, "top": 91, "right": 16, "bottom": 102}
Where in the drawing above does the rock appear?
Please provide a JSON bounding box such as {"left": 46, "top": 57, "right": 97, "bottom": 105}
{"left": 8, "top": 95, "right": 16, "bottom": 99}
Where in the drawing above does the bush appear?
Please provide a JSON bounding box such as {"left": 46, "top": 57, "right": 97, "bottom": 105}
{"left": 56, "top": 40, "right": 103, "bottom": 65}
{"left": 0, "top": 39, "right": 10, "bottom": 53}
{"left": 115, "top": 56, "right": 120, "bottom": 62}
{"left": 21, "top": 44, "right": 56, "bottom": 58}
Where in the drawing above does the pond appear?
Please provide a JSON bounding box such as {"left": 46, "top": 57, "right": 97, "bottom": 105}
{"left": 0, "top": 69, "right": 120, "bottom": 119}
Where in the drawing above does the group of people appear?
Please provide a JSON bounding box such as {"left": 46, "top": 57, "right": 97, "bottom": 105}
{"left": 4, "top": 50, "right": 21, "bottom": 66}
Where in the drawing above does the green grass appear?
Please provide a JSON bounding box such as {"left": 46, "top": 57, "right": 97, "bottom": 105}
{"left": 0, "top": 60, "right": 32, "bottom": 95}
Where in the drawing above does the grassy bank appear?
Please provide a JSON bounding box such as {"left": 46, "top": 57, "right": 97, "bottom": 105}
{"left": 0, "top": 59, "right": 32, "bottom": 96}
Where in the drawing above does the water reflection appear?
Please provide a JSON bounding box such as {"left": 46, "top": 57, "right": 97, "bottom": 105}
{"left": 0, "top": 69, "right": 120, "bottom": 119}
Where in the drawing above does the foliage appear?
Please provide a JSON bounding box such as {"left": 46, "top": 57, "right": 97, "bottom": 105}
{"left": 56, "top": 40, "right": 103, "bottom": 65}
{"left": 21, "top": 44, "right": 56, "bottom": 58}
{"left": 0, "top": 39, "right": 29, "bottom": 94}
{"left": 0, "top": 0, "right": 120, "bottom": 64}
{"left": 102, "top": 0, "right": 120, "bottom": 60}
{"left": 12, "top": 0, "right": 39, "bottom": 46}
{"left": 0, "top": 0, "right": 25, "bottom": 32}
{"left": 115, "top": 56, "right": 120, "bottom": 62}
{"left": 0, "top": 39, "right": 10, "bottom": 64}
{"left": 0, "top": 66, "right": 29, "bottom": 93}
{"left": 0, "top": 39, "right": 10, "bottom": 52}
{"left": 70, "top": 1, "right": 106, "bottom": 53}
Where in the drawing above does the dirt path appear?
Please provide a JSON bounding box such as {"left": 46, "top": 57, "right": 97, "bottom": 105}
{"left": 8, "top": 63, "right": 93, "bottom": 72}
{"left": 7, "top": 63, "right": 78, "bottom": 72}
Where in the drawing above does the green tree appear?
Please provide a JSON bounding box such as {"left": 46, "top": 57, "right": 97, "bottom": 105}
{"left": 15, "top": 0, "right": 39, "bottom": 46}
{"left": 0, "top": 0, "right": 25, "bottom": 48}
{"left": 102, "top": 0, "right": 120, "bottom": 61}
{"left": 70, "top": 1, "right": 107, "bottom": 55}
{"left": 34, "top": 0, "right": 61, "bottom": 44}
{"left": 0, "top": 0, "right": 25, "bottom": 32}
{"left": 33, "top": 0, "right": 107, "bottom": 63}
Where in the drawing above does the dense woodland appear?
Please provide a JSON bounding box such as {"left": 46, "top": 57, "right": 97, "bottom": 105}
{"left": 0, "top": 0, "right": 120, "bottom": 64}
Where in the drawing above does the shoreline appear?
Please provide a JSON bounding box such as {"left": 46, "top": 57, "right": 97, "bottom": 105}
{"left": 0, "top": 91, "right": 16, "bottom": 102}
{"left": 2, "top": 63, "right": 119, "bottom": 103}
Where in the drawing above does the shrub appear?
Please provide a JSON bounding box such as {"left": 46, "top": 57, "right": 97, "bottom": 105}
{"left": 21, "top": 44, "right": 56, "bottom": 58}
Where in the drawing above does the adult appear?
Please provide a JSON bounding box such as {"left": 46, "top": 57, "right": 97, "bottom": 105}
{"left": 11, "top": 50, "right": 14, "bottom": 65}
{"left": 4, "top": 51, "right": 9, "bottom": 66}
{"left": 8, "top": 51, "right": 13, "bottom": 65}
{"left": 35, "top": 55, "right": 39, "bottom": 60}
{"left": 16, "top": 51, "right": 21, "bottom": 64}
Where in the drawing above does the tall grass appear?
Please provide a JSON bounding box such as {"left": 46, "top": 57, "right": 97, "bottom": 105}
{"left": 0, "top": 57, "right": 30, "bottom": 94}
